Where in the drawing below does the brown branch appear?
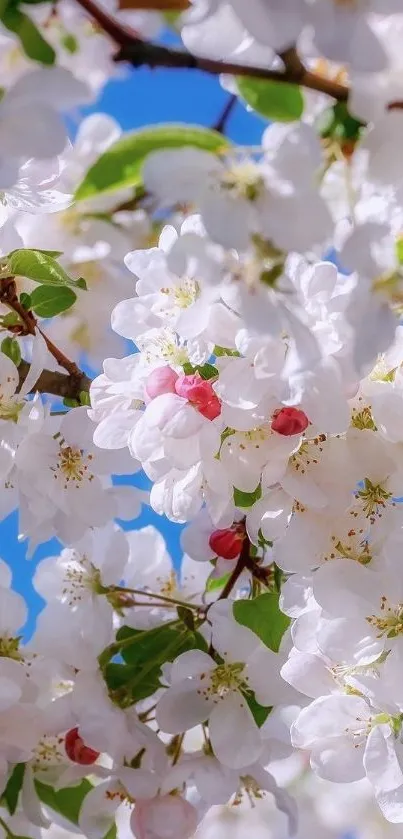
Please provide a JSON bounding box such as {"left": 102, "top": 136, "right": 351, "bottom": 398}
{"left": 118, "top": 0, "right": 189, "bottom": 8}
{"left": 0, "top": 278, "right": 84, "bottom": 379}
{"left": 244, "top": 555, "right": 271, "bottom": 585}
{"left": 74, "top": 0, "right": 349, "bottom": 102}
{"left": 18, "top": 360, "right": 91, "bottom": 399}
{"left": 279, "top": 46, "right": 305, "bottom": 79}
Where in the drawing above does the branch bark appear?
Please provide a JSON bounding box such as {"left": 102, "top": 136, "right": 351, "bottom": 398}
{"left": 18, "top": 361, "right": 91, "bottom": 399}
{"left": 117, "top": 0, "right": 189, "bottom": 8}
{"left": 218, "top": 535, "right": 250, "bottom": 600}
{"left": 0, "top": 277, "right": 84, "bottom": 379}
{"left": 74, "top": 0, "right": 349, "bottom": 102}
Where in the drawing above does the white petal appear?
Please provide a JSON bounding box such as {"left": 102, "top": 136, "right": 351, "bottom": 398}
{"left": 156, "top": 681, "right": 214, "bottom": 734}
{"left": 209, "top": 692, "right": 262, "bottom": 768}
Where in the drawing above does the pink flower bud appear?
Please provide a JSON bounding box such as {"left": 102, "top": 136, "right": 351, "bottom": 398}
{"left": 131, "top": 794, "right": 198, "bottom": 839}
{"left": 175, "top": 373, "right": 221, "bottom": 420}
{"left": 271, "top": 406, "right": 309, "bottom": 436}
{"left": 64, "top": 727, "right": 99, "bottom": 765}
{"left": 145, "top": 367, "right": 179, "bottom": 400}
{"left": 209, "top": 527, "right": 244, "bottom": 560}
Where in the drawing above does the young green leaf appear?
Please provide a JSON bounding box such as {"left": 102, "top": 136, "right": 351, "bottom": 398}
{"left": 19, "top": 292, "right": 32, "bottom": 310}
{"left": 2, "top": 763, "right": 25, "bottom": 815}
{"left": 244, "top": 691, "right": 271, "bottom": 727}
{"left": 233, "top": 484, "right": 262, "bottom": 508}
{"left": 233, "top": 592, "right": 290, "bottom": 652}
{"left": 1, "top": 337, "right": 21, "bottom": 367}
{"left": 30, "top": 285, "right": 77, "bottom": 318}
{"left": 60, "top": 32, "right": 79, "bottom": 54}
{"left": 106, "top": 623, "right": 207, "bottom": 703}
{"left": 1, "top": 8, "right": 55, "bottom": 65}
{"left": 34, "top": 779, "right": 114, "bottom": 834}
{"left": 75, "top": 124, "right": 230, "bottom": 201}
{"left": 7, "top": 249, "right": 85, "bottom": 290}
{"left": 182, "top": 362, "right": 218, "bottom": 380}
{"left": 236, "top": 77, "right": 304, "bottom": 122}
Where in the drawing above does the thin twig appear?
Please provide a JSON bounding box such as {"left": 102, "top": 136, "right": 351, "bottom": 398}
{"left": 212, "top": 94, "right": 237, "bottom": 134}
{"left": 111, "top": 585, "right": 202, "bottom": 611}
{"left": 218, "top": 535, "right": 251, "bottom": 600}
{"left": 118, "top": 0, "right": 188, "bottom": 8}
{"left": 74, "top": 0, "right": 349, "bottom": 102}
{"left": 0, "top": 278, "right": 84, "bottom": 379}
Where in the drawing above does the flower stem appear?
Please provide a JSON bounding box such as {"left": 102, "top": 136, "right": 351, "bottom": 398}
{"left": 111, "top": 585, "right": 202, "bottom": 611}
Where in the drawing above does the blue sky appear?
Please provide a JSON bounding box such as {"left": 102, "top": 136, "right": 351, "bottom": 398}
{"left": 2, "top": 58, "right": 266, "bottom": 636}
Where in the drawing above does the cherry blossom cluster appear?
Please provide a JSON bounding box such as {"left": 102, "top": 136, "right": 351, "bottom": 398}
{"left": 2, "top": 2, "right": 403, "bottom": 839}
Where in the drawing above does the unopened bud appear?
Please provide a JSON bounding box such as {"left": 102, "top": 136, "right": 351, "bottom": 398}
{"left": 65, "top": 727, "right": 100, "bottom": 765}
{"left": 131, "top": 794, "right": 198, "bottom": 839}
{"left": 271, "top": 406, "right": 309, "bottom": 436}
{"left": 209, "top": 528, "right": 244, "bottom": 560}
{"left": 175, "top": 374, "right": 221, "bottom": 420}
{"left": 145, "top": 367, "right": 179, "bottom": 400}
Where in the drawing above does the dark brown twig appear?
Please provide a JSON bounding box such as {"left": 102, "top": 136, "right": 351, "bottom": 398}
{"left": 212, "top": 94, "right": 237, "bottom": 134}
{"left": 74, "top": 0, "right": 349, "bottom": 103}
{"left": 0, "top": 278, "right": 83, "bottom": 379}
{"left": 218, "top": 535, "right": 251, "bottom": 600}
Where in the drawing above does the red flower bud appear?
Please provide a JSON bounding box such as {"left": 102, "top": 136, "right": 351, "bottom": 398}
{"left": 145, "top": 366, "right": 179, "bottom": 400}
{"left": 209, "top": 528, "right": 244, "bottom": 560}
{"left": 271, "top": 406, "right": 309, "bottom": 436}
{"left": 175, "top": 373, "right": 221, "bottom": 420}
{"left": 65, "top": 727, "right": 100, "bottom": 765}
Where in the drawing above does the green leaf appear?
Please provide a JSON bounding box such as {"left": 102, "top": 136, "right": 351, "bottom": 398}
{"left": 35, "top": 779, "right": 92, "bottom": 825}
{"left": 176, "top": 605, "right": 195, "bottom": 631}
{"left": 7, "top": 250, "right": 84, "bottom": 289}
{"left": 206, "top": 571, "right": 230, "bottom": 592}
{"left": 1, "top": 337, "right": 21, "bottom": 367}
{"left": 236, "top": 77, "right": 304, "bottom": 122}
{"left": 2, "top": 763, "right": 25, "bottom": 815}
{"left": 60, "top": 32, "right": 78, "bottom": 54}
{"left": 213, "top": 345, "right": 241, "bottom": 358}
{"left": 316, "top": 102, "right": 365, "bottom": 144}
{"left": 75, "top": 124, "right": 230, "bottom": 201}
{"left": 30, "top": 285, "right": 76, "bottom": 318}
{"left": 19, "top": 292, "right": 32, "bottom": 310}
{"left": 1, "top": 8, "right": 55, "bottom": 65}
{"left": 106, "top": 624, "right": 208, "bottom": 703}
{"left": 79, "top": 390, "right": 91, "bottom": 407}
{"left": 0, "top": 312, "right": 19, "bottom": 328}
{"left": 182, "top": 362, "right": 218, "bottom": 380}
{"left": 396, "top": 237, "right": 403, "bottom": 265}
{"left": 30, "top": 250, "right": 64, "bottom": 258}
{"left": 244, "top": 691, "right": 271, "bottom": 727}
{"left": 233, "top": 484, "right": 262, "bottom": 508}
{"left": 233, "top": 592, "right": 290, "bottom": 653}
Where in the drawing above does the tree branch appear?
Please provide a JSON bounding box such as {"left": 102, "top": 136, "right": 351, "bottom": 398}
{"left": 74, "top": 0, "right": 349, "bottom": 102}
{"left": 218, "top": 535, "right": 250, "bottom": 600}
{"left": 18, "top": 361, "right": 91, "bottom": 399}
{"left": 117, "top": 0, "right": 189, "bottom": 8}
{"left": 212, "top": 94, "right": 237, "bottom": 134}
{"left": 0, "top": 278, "right": 84, "bottom": 379}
